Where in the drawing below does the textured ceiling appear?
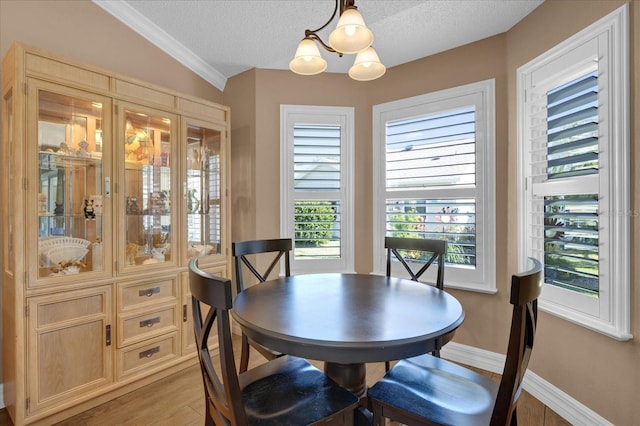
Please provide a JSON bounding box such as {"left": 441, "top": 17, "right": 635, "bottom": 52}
{"left": 94, "top": 0, "right": 543, "bottom": 90}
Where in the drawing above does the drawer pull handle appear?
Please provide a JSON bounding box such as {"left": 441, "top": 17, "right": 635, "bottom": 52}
{"left": 139, "top": 286, "right": 161, "bottom": 297}
{"left": 139, "top": 346, "right": 160, "bottom": 359}
{"left": 140, "top": 316, "right": 161, "bottom": 328}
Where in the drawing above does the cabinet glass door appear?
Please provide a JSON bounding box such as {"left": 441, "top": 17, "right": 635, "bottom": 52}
{"left": 184, "top": 120, "right": 224, "bottom": 261}
{"left": 120, "top": 103, "right": 176, "bottom": 271}
{"left": 32, "top": 82, "right": 111, "bottom": 281}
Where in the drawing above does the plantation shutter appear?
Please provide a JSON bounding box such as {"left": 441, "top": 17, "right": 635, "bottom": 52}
{"left": 292, "top": 124, "right": 341, "bottom": 259}
{"left": 294, "top": 125, "right": 340, "bottom": 191}
{"left": 384, "top": 107, "right": 477, "bottom": 267}
{"left": 386, "top": 107, "right": 476, "bottom": 189}
{"left": 528, "top": 71, "right": 600, "bottom": 295}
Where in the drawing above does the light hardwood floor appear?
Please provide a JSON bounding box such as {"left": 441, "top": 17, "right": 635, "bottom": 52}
{"left": 0, "top": 335, "right": 571, "bottom": 426}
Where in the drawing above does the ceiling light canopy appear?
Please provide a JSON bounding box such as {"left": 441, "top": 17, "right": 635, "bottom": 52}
{"left": 289, "top": 0, "right": 385, "bottom": 81}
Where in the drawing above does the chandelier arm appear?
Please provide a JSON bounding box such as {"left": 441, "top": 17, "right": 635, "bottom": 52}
{"left": 304, "top": 31, "right": 344, "bottom": 57}
{"left": 301, "top": 0, "right": 351, "bottom": 57}
{"left": 306, "top": 0, "right": 341, "bottom": 34}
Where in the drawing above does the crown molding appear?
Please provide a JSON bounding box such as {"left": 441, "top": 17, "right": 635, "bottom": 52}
{"left": 92, "top": 0, "right": 227, "bottom": 91}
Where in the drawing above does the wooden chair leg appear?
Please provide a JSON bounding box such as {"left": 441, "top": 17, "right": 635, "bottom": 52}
{"left": 205, "top": 400, "right": 215, "bottom": 426}
{"left": 371, "top": 402, "right": 384, "bottom": 426}
{"left": 384, "top": 361, "right": 390, "bottom": 372}
{"left": 239, "top": 333, "right": 250, "bottom": 373}
{"left": 511, "top": 407, "right": 518, "bottom": 425}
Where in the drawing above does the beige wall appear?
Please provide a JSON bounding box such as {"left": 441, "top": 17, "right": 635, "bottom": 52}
{"left": 224, "top": 70, "right": 257, "bottom": 244}
{"left": 226, "top": 70, "right": 371, "bottom": 268}
{"left": 0, "top": 0, "right": 638, "bottom": 424}
{"left": 226, "top": 1, "right": 639, "bottom": 424}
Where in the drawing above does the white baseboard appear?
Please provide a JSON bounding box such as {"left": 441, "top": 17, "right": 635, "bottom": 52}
{"left": 440, "top": 342, "right": 612, "bottom": 426}
{"left": 0, "top": 383, "right": 4, "bottom": 409}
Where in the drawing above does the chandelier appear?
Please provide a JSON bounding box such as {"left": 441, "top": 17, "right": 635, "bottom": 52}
{"left": 289, "top": 0, "right": 386, "bottom": 81}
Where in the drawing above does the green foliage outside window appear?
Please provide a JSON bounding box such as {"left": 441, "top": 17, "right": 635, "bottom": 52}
{"left": 387, "top": 206, "right": 475, "bottom": 265}
{"left": 294, "top": 201, "right": 337, "bottom": 247}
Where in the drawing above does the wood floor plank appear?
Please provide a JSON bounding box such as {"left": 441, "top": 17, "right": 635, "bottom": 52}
{"left": 0, "top": 409, "right": 13, "bottom": 426}
{"left": 517, "top": 390, "right": 547, "bottom": 425}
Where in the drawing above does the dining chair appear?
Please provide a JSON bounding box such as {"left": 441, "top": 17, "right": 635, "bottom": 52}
{"left": 188, "top": 258, "right": 359, "bottom": 426}
{"left": 368, "top": 257, "right": 543, "bottom": 426}
{"left": 385, "top": 236, "right": 447, "bottom": 364}
{"left": 385, "top": 236, "right": 447, "bottom": 288}
{"left": 232, "top": 238, "right": 292, "bottom": 373}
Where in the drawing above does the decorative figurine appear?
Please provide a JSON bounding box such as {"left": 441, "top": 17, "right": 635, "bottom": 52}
{"left": 77, "top": 140, "right": 89, "bottom": 157}
{"left": 126, "top": 243, "right": 139, "bottom": 265}
{"left": 58, "top": 141, "right": 70, "bottom": 154}
{"left": 187, "top": 188, "right": 200, "bottom": 213}
{"left": 83, "top": 199, "right": 96, "bottom": 219}
{"left": 126, "top": 196, "right": 140, "bottom": 214}
{"left": 38, "top": 193, "right": 48, "bottom": 214}
{"left": 54, "top": 201, "right": 64, "bottom": 216}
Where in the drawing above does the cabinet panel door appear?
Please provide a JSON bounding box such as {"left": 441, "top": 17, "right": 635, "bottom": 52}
{"left": 27, "top": 79, "right": 113, "bottom": 286}
{"left": 27, "top": 285, "right": 113, "bottom": 414}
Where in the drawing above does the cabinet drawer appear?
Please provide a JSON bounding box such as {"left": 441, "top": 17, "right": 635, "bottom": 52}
{"left": 117, "top": 333, "right": 178, "bottom": 379}
{"left": 118, "top": 304, "right": 178, "bottom": 347}
{"left": 118, "top": 278, "right": 177, "bottom": 311}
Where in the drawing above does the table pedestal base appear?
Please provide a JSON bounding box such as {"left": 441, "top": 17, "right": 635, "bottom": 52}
{"left": 324, "top": 362, "right": 367, "bottom": 397}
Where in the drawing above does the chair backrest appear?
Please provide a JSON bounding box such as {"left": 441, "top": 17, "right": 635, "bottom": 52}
{"left": 491, "top": 257, "right": 543, "bottom": 425}
{"left": 385, "top": 237, "right": 447, "bottom": 289}
{"left": 188, "top": 258, "right": 247, "bottom": 424}
{"left": 232, "top": 238, "right": 292, "bottom": 292}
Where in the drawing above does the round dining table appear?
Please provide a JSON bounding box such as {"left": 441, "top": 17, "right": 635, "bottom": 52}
{"left": 231, "top": 273, "right": 465, "bottom": 398}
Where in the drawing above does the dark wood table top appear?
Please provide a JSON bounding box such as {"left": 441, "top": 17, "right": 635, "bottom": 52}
{"left": 231, "top": 273, "right": 465, "bottom": 364}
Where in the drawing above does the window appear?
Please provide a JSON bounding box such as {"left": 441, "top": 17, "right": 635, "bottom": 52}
{"left": 373, "top": 80, "right": 496, "bottom": 292}
{"left": 280, "top": 105, "right": 354, "bottom": 274}
{"left": 518, "top": 5, "right": 630, "bottom": 339}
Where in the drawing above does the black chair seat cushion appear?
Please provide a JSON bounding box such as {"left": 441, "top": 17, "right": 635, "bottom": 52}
{"left": 368, "top": 354, "right": 499, "bottom": 425}
{"left": 239, "top": 355, "right": 359, "bottom": 425}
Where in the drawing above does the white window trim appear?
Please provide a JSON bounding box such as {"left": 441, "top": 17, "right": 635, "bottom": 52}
{"left": 517, "top": 4, "right": 631, "bottom": 340}
{"left": 372, "top": 79, "right": 496, "bottom": 293}
{"left": 280, "top": 105, "right": 355, "bottom": 274}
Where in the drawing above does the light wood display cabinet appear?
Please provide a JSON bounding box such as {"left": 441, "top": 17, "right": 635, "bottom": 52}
{"left": 1, "top": 43, "right": 231, "bottom": 425}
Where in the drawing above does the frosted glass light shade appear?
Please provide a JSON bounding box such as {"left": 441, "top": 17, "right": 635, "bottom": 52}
{"left": 348, "top": 47, "right": 386, "bottom": 81}
{"left": 289, "top": 38, "right": 327, "bottom": 75}
{"left": 329, "top": 7, "right": 373, "bottom": 54}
